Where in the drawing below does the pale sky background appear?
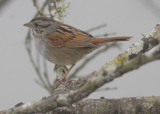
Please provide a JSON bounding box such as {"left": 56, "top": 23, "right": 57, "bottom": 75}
{"left": 0, "top": 0, "right": 160, "bottom": 109}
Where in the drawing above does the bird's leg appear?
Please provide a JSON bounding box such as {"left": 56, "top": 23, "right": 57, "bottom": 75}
{"left": 54, "top": 64, "right": 75, "bottom": 88}
{"left": 62, "top": 64, "right": 74, "bottom": 81}
{"left": 54, "top": 64, "right": 68, "bottom": 72}
{"left": 54, "top": 64, "right": 59, "bottom": 72}
{"left": 64, "top": 66, "right": 69, "bottom": 71}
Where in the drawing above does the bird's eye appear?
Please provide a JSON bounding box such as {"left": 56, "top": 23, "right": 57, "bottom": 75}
{"left": 34, "top": 23, "right": 39, "bottom": 28}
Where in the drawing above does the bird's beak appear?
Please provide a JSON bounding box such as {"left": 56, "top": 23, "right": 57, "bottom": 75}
{"left": 23, "top": 22, "right": 32, "bottom": 27}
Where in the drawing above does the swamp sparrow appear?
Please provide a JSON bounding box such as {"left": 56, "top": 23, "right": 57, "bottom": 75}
{"left": 24, "top": 16, "right": 131, "bottom": 87}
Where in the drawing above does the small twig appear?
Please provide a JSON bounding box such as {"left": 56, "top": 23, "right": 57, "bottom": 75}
{"left": 32, "top": 0, "right": 46, "bottom": 16}
{"left": 94, "top": 32, "right": 116, "bottom": 38}
{"left": 36, "top": 50, "right": 40, "bottom": 71}
{"left": 34, "top": 79, "right": 51, "bottom": 92}
{"left": 96, "top": 87, "right": 117, "bottom": 92}
{"left": 33, "top": 0, "right": 48, "bottom": 18}
{"left": 43, "top": 58, "right": 53, "bottom": 90}
{"left": 48, "top": 0, "right": 57, "bottom": 18}
{"left": 68, "top": 43, "right": 119, "bottom": 79}
{"left": 25, "top": 31, "right": 48, "bottom": 89}
{"left": 86, "top": 24, "right": 107, "bottom": 32}
{"left": 0, "top": 0, "right": 11, "bottom": 11}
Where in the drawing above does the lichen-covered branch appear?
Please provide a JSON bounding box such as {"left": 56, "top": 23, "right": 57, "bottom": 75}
{"left": 53, "top": 96, "right": 160, "bottom": 114}
{"left": 103, "top": 24, "right": 160, "bottom": 73}
{"left": 1, "top": 24, "right": 160, "bottom": 114}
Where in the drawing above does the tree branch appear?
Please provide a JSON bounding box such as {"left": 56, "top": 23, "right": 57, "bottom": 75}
{"left": 52, "top": 96, "right": 160, "bottom": 114}
{"left": 1, "top": 23, "right": 160, "bottom": 113}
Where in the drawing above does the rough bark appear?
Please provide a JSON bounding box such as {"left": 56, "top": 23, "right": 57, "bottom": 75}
{"left": 53, "top": 96, "right": 160, "bottom": 114}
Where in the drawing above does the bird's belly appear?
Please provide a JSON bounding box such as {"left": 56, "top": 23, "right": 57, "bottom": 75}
{"left": 45, "top": 47, "right": 92, "bottom": 65}
{"left": 35, "top": 38, "right": 93, "bottom": 65}
{"left": 41, "top": 47, "right": 92, "bottom": 65}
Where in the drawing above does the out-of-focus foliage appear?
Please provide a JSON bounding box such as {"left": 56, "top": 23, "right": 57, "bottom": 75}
{"left": 0, "top": 0, "right": 12, "bottom": 12}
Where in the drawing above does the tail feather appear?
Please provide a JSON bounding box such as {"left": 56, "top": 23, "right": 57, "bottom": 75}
{"left": 92, "top": 36, "right": 132, "bottom": 45}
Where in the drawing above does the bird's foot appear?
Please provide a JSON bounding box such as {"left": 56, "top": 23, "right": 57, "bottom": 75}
{"left": 54, "top": 78, "right": 76, "bottom": 89}
{"left": 54, "top": 65, "right": 68, "bottom": 72}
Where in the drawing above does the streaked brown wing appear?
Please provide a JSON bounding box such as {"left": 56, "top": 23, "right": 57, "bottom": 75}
{"left": 65, "top": 35, "right": 95, "bottom": 48}
{"left": 46, "top": 23, "right": 95, "bottom": 48}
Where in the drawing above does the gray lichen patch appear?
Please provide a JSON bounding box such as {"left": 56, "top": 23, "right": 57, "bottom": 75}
{"left": 145, "top": 24, "right": 160, "bottom": 41}
{"left": 113, "top": 24, "right": 160, "bottom": 64}
{"left": 57, "top": 94, "right": 69, "bottom": 106}
{"left": 127, "top": 40, "right": 144, "bottom": 58}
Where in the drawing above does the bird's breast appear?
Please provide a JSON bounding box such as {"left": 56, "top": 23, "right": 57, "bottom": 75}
{"left": 34, "top": 37, "right": 94, "bottom": 65}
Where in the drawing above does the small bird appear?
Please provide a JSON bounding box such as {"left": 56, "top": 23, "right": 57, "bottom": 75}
{"left": 24, "top": 16, "right": 131, "bottom": 87}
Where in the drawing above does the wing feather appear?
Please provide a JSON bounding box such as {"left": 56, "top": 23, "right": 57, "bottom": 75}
{"left": 46, "top": 23, "right": 95, "bottom": 48}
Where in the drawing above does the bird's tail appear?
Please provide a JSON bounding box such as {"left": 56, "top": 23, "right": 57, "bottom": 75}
{"left": 92, "top": 36, "right": 132, "bottom": 45}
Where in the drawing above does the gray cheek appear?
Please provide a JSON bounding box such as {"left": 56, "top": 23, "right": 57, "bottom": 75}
{"left": 42, "top": 23, "right": 57, "bottom": 35}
